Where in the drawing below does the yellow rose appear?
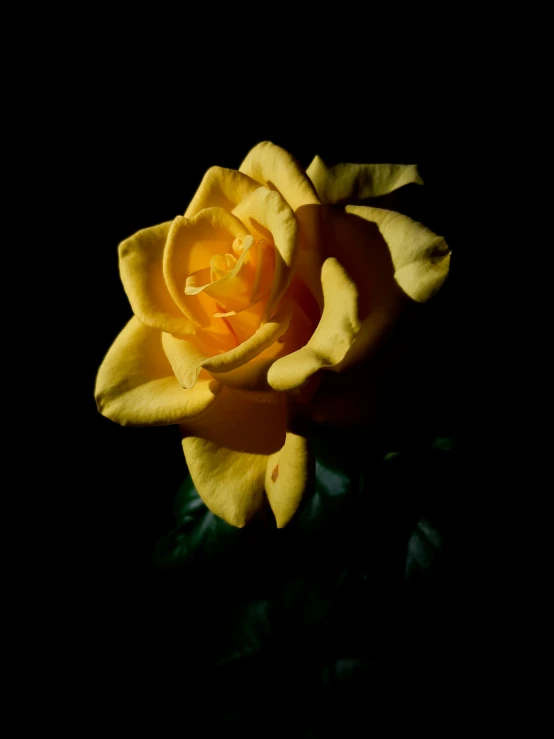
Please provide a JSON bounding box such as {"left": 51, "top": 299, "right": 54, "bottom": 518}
{"left": 95, "top": 142, "right": 450, "bottom": 528}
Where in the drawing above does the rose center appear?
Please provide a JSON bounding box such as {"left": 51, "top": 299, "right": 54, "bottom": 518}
{"left": 183, "top": 234, "right": 274, "bottom": 320}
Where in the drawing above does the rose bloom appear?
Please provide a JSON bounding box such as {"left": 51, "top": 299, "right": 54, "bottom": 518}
{"left": 95, "top": 143, "right": 450, "bottom": 527}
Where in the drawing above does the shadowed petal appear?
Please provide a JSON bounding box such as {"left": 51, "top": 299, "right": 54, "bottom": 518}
{"left": 346, "top": 205, "right": 451, "bottom": 303}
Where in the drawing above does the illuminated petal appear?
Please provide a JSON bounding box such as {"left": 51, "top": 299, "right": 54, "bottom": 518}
{"left": 163, "top": 208, "right": 249, "bottom": 338}
{"left": 267, "top": 258, "right": 361, "bottom": 391}
{"left": 163, "top": 299, "right": 294, "bottom": 389}
{"left": 184, "top": 235, "right": 256, "bottom": 314}
{"left": 161, "top": 333, "right": 209, "bottom": 390}
{"left": 223, "top": 298, "right": 266, "bottom": 344}
{"left": 203, "top": 299, "right": 293, "bottom": 374}
{"left": 232, "top": 187, "right": 297, "bottom": 321}
{"left": 186, "top": 237, "right": 273, "bottom": 330}
{"left": 239, "top": 141, "right": 320, "bottom": 211}
{"left": 345, "top": 205, "right": 451, "bottom": 302}
{"left": 306, "top": 157, "right": 423, "bottom": 205}
{"left": 183, "top": 440, "right": 267, "bottom": 527}
{"left": 265, "top": 432, "right": 310, "bottom": 528}
{"left": 118, "top": 222, "right": 196, "bottom": 339}
{"left": 181, "top": 387, "right": 288, "bottom": 527}
{"left": 205, "top": 292, "right": 314, "bottom": 393}
{"left": 185, "top": 166, "right": 260, "bottom": 218}
{"left": 95, "top": 317, "right": 221, "bottom": 426}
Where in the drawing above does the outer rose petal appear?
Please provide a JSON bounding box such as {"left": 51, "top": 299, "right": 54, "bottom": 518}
{"left": 162, "top": 299, "right": 294, "bottom": 389}
{"left": 239, "top": 141, "right": 320, "bottom": 211}
{"left": 265, "top": 432, "right": 310, "bottom": 528}
{"left": 309, "top": 207, "right": 408, "bottom": 371}
{"left": 183, "top": 438, "right": 268, "bottom": 527}
{"left": 267, "top": 258, "right": 364, "bottom": 391}
{"left": 268, "top": 203, "right": 449, "bottom": 391}
{"left": 184, "top": 166, "right": 260, "bottom": 218}
{"left": 181, "top": 387, "right": 288, "bottom": 527}
{"left": 166, "top": 292, "right": 314, "bottom": 395}
{"left": 232, "top": 187, "right": 298, "bottom": 321}
{"left": 118, "top": 222, "right": 196, "bottom": 339}
{"left": 267, "top": 206, "right": 402, "bottom": 391}
{"left": 306, "top": 157, "right": 423, "bottom": 205}
{"left": 345, "top": 205, "right": 451, "bottom": 303}
{"left": 95, "top": 317, "right": 221, "bottom": 426}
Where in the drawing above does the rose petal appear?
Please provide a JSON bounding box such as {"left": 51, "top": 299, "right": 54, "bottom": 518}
{"left": 232, "top": 187, "right": 297, "bottom": 321}
{"left": 118, "top": 222, "right": 196, "bottom": 339}
{"left": 293, "top": 204, "right": 325, "bottom": 310}
{"left": 162, "top": 299, "right": 294, "bottom": 389}
{"left": 204, "top": 299, "right": 293, "bottom": 373}
{"left": 267, "top": 258, "right": 362, "bottom": 391}
{"left": 315, "top": 207, "right": 399, "bottom": 320}
{"left": 181, "top": 387, "right": 288, "bottom": 527}
{"left": 185, "top": 166, "right": 260, "bottom": 218}
{"left": 267, "top": 202, "right": 450, "bottom": 391}
{"left": 95, "top": 317, "right": 221, "bottom": 426}
{"left": 183, "top": 439, "right": 268, "bottom": 527}
{"left": 306, "top": 157, "right": 423, "bottom": 205}
{"left": 265, "top": 432, "right": 310, "bottom": 528}
{"left": 345, "top": 205, "right": 451, "bottom": 303}
{"left": 222, "top": 298, "right": 266, "bottom": 345}
{"left": 204, "top": 292, "right": 314, "bottom": 393}
{"left": 163, "top": 208, "right": 249, "bottom": 347}
{"left": 184, "top": 235, "right": 256, "bottom": 314}
{"left": 239, "top": 141, "right": 320, "bottom": 211}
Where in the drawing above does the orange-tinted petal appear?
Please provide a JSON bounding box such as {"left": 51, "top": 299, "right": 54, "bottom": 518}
{"left": 184, "top": 235, "right": 256, "bottom": 315}
{"left": 232, "top": 187, "right": 298, "bottom": 321}
{"left": 163, "top": 208, "right": 249, "bottom": 348}
{"left": 206, "top": 291, "right": 314, "bottom": 393}
{"left": 203, "top": 299, "right": 293, "bottom": 374}
{"left": 162, "top": 298, "right": 294, "bottom": 390}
